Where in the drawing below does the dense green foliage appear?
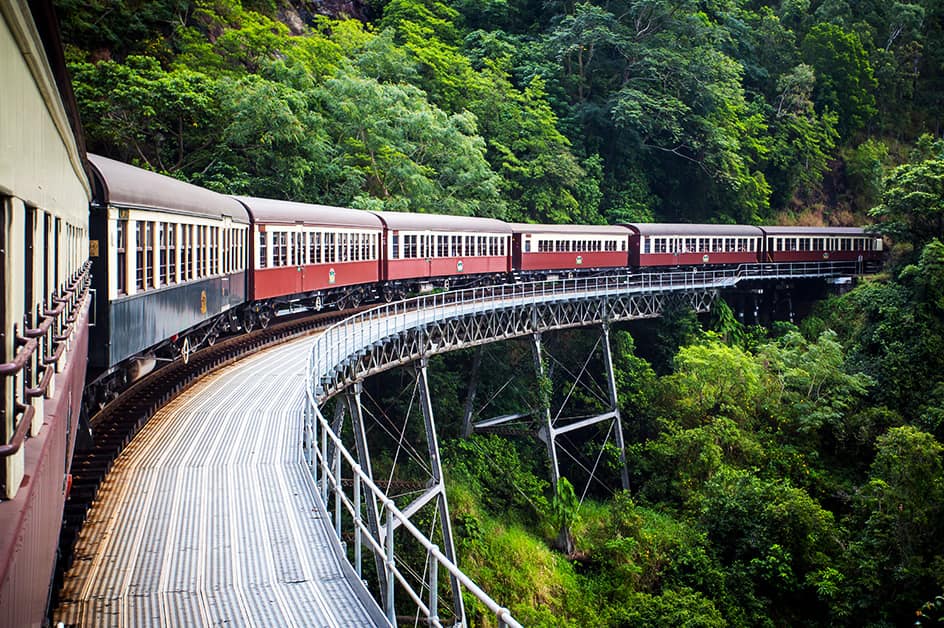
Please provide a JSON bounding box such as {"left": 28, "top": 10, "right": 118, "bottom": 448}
{"left": 427, "top": 269, "right": 944, "bottom": 625}
{"left": 57, "top": 0, "right": 944, "bottom": 224}
{"left": 54, "top": 1, "right": 944, "bottom": 625}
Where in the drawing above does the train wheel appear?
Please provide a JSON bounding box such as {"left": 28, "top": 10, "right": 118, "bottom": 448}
{"left": 181, "top": 337, "right": 192, "bottom": 365}
{"left": 382, "top": 286, "right": 396, "bottom": 303}
{"left": 314, "top": 295, "right": 323, "bottom": 311}
{"left": 348, "top": 291, "right": 362, "bottom": 308}
{"left": 258, "top": 308, "right": 271, "bottom": 329}
{"left": 206, "top": 331, "right": 218, "bottom": 346}
{"left": 243, "top": 312, "right": 255, "bottom": 333}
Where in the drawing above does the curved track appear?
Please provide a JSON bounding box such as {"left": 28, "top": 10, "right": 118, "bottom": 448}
{"left": 54, "top": 336, "right": 384, "bottom": 626}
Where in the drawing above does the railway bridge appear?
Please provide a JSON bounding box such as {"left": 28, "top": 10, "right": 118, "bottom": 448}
{"left": 54, "top": 262, "right": 860, "bottom": 627}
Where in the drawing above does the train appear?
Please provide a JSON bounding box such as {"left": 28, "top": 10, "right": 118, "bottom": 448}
{"left": 83, "top": 153, "right": 885, "bottom": 411}
{"left": 1, "top": 3, "right": 884, "bottom": 623}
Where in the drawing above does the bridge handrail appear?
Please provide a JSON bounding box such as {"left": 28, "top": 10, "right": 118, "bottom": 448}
{"left": 302, "top": 259, "right": 862, "bottom": 625}
{"left": 302, "top": 386, "right": 521, "bottom": 627}
{"left": 308, "top": 261, "right": 860, "bottom": 400}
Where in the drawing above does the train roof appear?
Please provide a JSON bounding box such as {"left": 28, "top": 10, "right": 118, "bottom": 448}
{"left": 370, "top": 210, "right": 512, "bottom": 234}
{"left": 625, "top": 223, "right": 764, "bottom": 236}
{"left": 760, "top": 225, "right": 873, "bottom": 235}
{"left": 510, "top": 223, "right": 630, "bottom": 236}
{"left": 234, "top": 196, "right": 382, "bottom": 229}
{"left": 88, "top": 154, "right": 250, "bottom": 223}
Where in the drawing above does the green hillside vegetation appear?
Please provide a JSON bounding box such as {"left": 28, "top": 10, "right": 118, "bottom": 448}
{"left": 55, "top": 0, "right": 944, "bottom": 624}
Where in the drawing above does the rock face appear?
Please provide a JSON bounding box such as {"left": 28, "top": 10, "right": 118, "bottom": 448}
{"left": 279, "top": 0, "right": 373, "bottom": 33}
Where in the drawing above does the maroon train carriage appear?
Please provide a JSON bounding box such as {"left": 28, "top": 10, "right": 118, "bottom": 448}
{"left": 237, "top": 197, "right": 384, "bottom": 312}
{"left": 627, "top": 223, "right": 764, "bottom": 267}
{"left": 760, "top": 226, "right": 884, "bottom": 266}
{"left": 511, "top": 223, "right": 630, "bottom": 276}
{"left": 371, "top": 211, "right": 512, "bottom": 295}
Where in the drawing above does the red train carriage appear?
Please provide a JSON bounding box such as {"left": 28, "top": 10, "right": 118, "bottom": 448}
{"left": 237, "top": 197, "right": 384, "bottom": 311}
{"left": 760, "top": 226, "right": 884, "bottom": 265}
{"left": 627, "top": 223, "right": 764, "bottom": 267}
{"left": 510, "top": 223, "right": 630, "bottom": 275}
{"left": 372, "top": 211, "right": 511, "bottom": 293}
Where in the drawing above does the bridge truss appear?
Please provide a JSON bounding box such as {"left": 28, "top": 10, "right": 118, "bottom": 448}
{"left": 302, "top": 262, "right": 863, "bottom": 627}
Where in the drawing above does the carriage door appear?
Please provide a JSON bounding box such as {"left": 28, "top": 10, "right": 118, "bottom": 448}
{"left": 292, "top": 229, "right": 304, "bottom": 294}
{"left": 423, "top": 232, "right": 432, "bottom": 277}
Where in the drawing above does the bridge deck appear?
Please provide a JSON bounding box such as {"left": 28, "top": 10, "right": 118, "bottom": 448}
{"left": 55, "top": 338, "right": 384, "bottom": 627}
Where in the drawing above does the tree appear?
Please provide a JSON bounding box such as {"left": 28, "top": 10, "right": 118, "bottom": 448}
{"left": 870, "top": 146, "right": 944, "bottom": 248}
{"left": 69, "top": 55, "right": 225, "bottom": 173}
{"left": 314, "top": 72, "right": 506, "bottom": 216}
{"left": 801, "top": 22, "right": 877, "bottom": 135}
{"left": 845, "top": 426, "right": 944, "bottom": 622}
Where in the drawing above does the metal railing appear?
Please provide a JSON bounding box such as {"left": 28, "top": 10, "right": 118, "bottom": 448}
{"left": 1, "top": 260, "right": 92, "bottom": 460}
{"left": 301, "top": 396, "right": 521, "bottom": 627}
{"left": 301, "top": 260, "right": 862, "bottom": 626}
{"left": 308, "top": 261, "right": 860, "bottom": 400}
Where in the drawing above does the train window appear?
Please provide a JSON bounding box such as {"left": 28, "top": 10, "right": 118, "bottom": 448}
{"left": 158, "top": 224, "right": 167, "bottom": 284}
{"left": 403, "top": 234, "right": 415, "bottom": 258}
{"left": 200, "top": 225, "right": 205, "bottom": 276}
{"left": 115, "top": 220, "right": 126, "bottom": 295}
{"left": 749, "top": 238, "right": 756, "bottom": 252}
{"left": 209, "top": 227, "right": 216, "bottom": 274}
{"left": 278, "top": 232, "right": 289, "bottom": 266}
{"left": 135, "top": 222, "right": 146, "bottom": 290}
{"left": 258, "top": 230, "right": 268, "bottom": 268}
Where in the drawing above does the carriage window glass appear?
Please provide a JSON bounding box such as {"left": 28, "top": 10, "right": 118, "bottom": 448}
{"left": 115, "top": 220, "right": 126, "bottom": 294}
{"left": 258, "top": 230, "right": 268, "bottom": 268}
{"left": 180, "top": 225, "right": 188, "bottom": 279}
{"left": 213, "top": 226, "right": 219, "bottom": 273}
{"left": 136, "top": 222, "right": 146, "bottom": 290}
{"left": 158, "top": 223, "right": 167, "bottom": 283}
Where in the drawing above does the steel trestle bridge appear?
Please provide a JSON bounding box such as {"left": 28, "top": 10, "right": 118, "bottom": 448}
{"left": 302, "top": 261, "right": 863, "bottom": 627}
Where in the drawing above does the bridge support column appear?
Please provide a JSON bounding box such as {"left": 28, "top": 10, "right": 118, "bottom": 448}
{"left": 532, "top": 332, "right": 561, "bottom": 491}
{"left": 601, "top": 323, "right": 630, "bottom": 492}
{"left": 461, "top": 346, "right": 484, "bottom": 438}
{"left": 347, "top": 382, "right": 388, "bottom": 607}
{"left": 416, "top": 358, "right": 466, "bottom": 626}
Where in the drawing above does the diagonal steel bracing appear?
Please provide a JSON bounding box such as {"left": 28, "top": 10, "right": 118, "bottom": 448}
{"left": 303, "top": 263, "right": 865, "bottom": 626}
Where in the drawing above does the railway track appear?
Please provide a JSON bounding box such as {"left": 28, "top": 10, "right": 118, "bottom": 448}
{"left": 53, "top": 307, "right": 365, "bottom": 606}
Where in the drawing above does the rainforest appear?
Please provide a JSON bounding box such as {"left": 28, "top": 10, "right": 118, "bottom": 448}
{"left": 56, "top": 0, "right": 944, "bottom": 624}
